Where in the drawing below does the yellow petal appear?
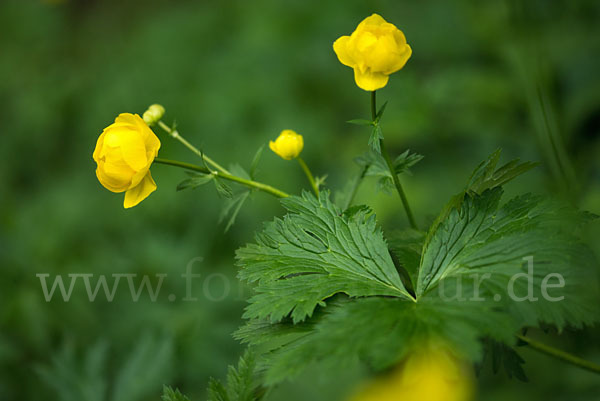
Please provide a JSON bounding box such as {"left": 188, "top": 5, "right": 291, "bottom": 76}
{"left": 333, "top": 36, "right": 355, "bottom": 67}
{"left": 120, "top": 113, "right": 161, "bottom": 159}
{"left": 114, "top": 113, "right": 159, "bottom": 158}
{"left": 353, "top": 68, "right": 389, "bottom": 91}
{"left": 357, "top": 13, "right": 387, "bottom": 31}
{"left": 393, "top": 29, "right": 407, "bottom": 46}
{"left": 269, "top": 140, "right": 279, "bottom": 155}
{"left": 114, "top": 112, "right": 142, "bottom": 127}
{"left": 123, "top": 171, "right": 157, "bottom": 208}
{"left": 92, "top": 131, "right": 106, "bottom": 162}
{"left": 142, "top": 124, "right": 161, "bottom": 158}
{"left": 96, "top": 160, "right": 131, "bottom": 193}
{"left": 104, "top": 127, "right": 147, "bottom": 171}
{"left": 367, "top": 34, "right": 402, "bottom": 72}
{"left": 384, "top": 44, "right": 412, "bottom": 75}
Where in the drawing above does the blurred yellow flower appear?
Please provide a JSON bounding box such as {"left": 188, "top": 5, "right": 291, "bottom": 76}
{"left": 333, "top": 14, "right": 412, "bottom": 91}
{"left": 269, "top": 130, "right": 304, "bottom": 160}
{"left": 93, "top": 113, "right": 161, "bottom": 208}
{"left": 348, "top": 346, "right": 474, "bottom": 401}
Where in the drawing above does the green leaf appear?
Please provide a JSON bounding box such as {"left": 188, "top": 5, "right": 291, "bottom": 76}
{"left": 207, "top": 350, "right": 262, "bottom": 401}
{"left": 314, "top": 174, "right": 328, "bottom": 190}
{"left": 219, "top": 164, "right": 253, "bottom": 231}
{"left": 393, "top": 150, "right": 424, "bottom": 175}
{"left": 368, "top": 124, "right": 383, "bottom": 153}
{"left": 36, "top": 341, "right": 108, "bottom": 401}
{"left": 376, "top": 100, "right": 388, "bottom": 121}
{"left": 387, "top": 229, "right": 425, "bottom": 290}
{"left": 250, "top": 145, "right": 265, "bottom": 179}
{"left": 111, "top": 334, "right": 173, "bottom": 401}
{"left": 214, "top": 176, "right": 233, "bottom": 198}
{"left": 162, "top": 386, "right": 191, "bottom": 401}
{"left": 207, "top": 379, "right": 229, "bottom": 401}
{"left": 347, "top": 119, "right": 373, "bottom": 126}
{"left": 466, "top": 149, "right": 538, "bottom": 195}
{"left": 417, "top": 185, "right": 599, "bottom": 329}
{"left": 220, "top": 191, "right": 251, "bottom": 233}
{"left": 176, "top": 173, "right": 214, "bottom": 191}
{"left": 488, "top": 340, "right": 528, "bottom": 382}
{"left": 236, "top": 295, "right": 517, "bottom": 385}
{"left": 355, "top": 149, "right": 422, "bottom": 194}
{"left": 237, "top": 191, "right": 413, "bottom": 324}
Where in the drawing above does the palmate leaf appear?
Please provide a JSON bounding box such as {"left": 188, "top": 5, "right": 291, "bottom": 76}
{"left": 416, "top": 152, "right": 598, "bottom": 329}
{"left": 235, "top": 150, "right": 599, "bottom": 386}
{"left": 236, "top": 191, "right": 413, "bottom": 324}
{"left": 235, "top": 295, "right": 518, "bottom": 385}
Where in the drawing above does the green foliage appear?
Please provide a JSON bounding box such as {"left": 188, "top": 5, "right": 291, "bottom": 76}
{"left": 36, "top": 341, "right": 108, "bottom": 401}
{"left": 488, "top": 340, "right": 528, "bottom": 382}
{"left": 207, "top": 351, "right": 263, "bottom": 401}
{"left": 162, "top": 386, "right": 191, "bottom": 401}
{"left": 417, "top": 151, "right": 598, "bottom": 329}
{"left": 355, "top": 149, "right": 423, "bottom": 193}
{"left": 235, "top": 151, "right": 599, "bottom": 385}
{"left": 237, "top": 191, "right": 414, "bottom": 324}
{"left": 219, "top": 164, "right": 253, "bottom": 232}
{"left": 386, "top": 229, "right": 425, "bottom": 290}
{"left": 177, "top": 172, "right": 214, "bottom": 191}
{"left": 367, "top": 124, "right": 383, "bottom": 153}
{"left": 37, "top": 335, "right": 173, "bottom": 401}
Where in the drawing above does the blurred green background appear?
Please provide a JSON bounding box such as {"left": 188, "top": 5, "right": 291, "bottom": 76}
{"left": 1, "top": 0, "right": 599, "bottom": 400}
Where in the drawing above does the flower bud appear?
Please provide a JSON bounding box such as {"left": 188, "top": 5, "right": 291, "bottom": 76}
{"left": 93, "top": 113, "right": 161, "bottom": 208}
{"left": 269, "top": 130, "right": 304, "bottom": 160}
{"left": 142, "top": 104, "right": 166, "bottom": 126}
{"left": 333, "top": 14, "right": 412, "bottom": 91}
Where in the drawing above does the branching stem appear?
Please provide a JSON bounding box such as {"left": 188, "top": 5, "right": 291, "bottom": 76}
{"left": 157, "top": 120, "right": 231, "bottom": 175}
{"left": 371, "top": 91, "right": 418, "bottom": 230}
{"left": 153, "top": 157, "right": 289, "bottom": 198}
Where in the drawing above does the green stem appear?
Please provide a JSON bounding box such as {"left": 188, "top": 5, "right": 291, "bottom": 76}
{"left": 297, "top": 157, "right": 319, "bottom": 197}
{"left": 516, "top": 334, "right": 600, "bottom": 375}
{"left": 157, "top": 120, "right": 231, "bottom": 175}
{"left": 153, "top": 157, "right": 289, "bottom": 198}
{"left": 371, "top": 91, "right": 418, "bottom": 230}
{"left": 344, "top": 164, "right": 369, "bottom": 210}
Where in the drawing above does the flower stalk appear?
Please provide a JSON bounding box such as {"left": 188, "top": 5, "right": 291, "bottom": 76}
{"left": 297, "top": 157, "right": 319, "bottom": 197}
{"left": 153, "top": 157, "right": 289, "bottom": 198}
{"left": 157, "top": 120, "right": 231, "bottom": 175}
{"left": 517, "top": 334, "right": 600, "bottom": 375}
{"left": 371, "top": 91, "right": 418, "bottom": 230}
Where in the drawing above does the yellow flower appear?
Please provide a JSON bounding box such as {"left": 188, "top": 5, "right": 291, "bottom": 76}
{"left": 333, "top": 14, "right": 412, "bottom": 91}
{"left": 93, "top": 113, "right": 161, "bottom": 208}
{"left": 348, "top": 346, "right": 474, "bottom": 401}
{"left": 269, "top": 130, "right": 304, "bottom": 160}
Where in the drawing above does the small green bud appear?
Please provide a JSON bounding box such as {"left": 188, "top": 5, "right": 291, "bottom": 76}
{"left": 143, "top": 104, "right": 165, "bottom": 126}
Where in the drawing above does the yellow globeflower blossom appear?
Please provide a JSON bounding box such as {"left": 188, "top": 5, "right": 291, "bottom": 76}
{"left": 93, "top": 113, "right": 161, "bottom": 208}
{"left": 269, "top": 130, "right": 304, "bottom": 160}
{"left": 348, "top": 346, "right": 474, "bottom": 401}
{"left": 333, "top": 14, "right": 412, "bottom": 91}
